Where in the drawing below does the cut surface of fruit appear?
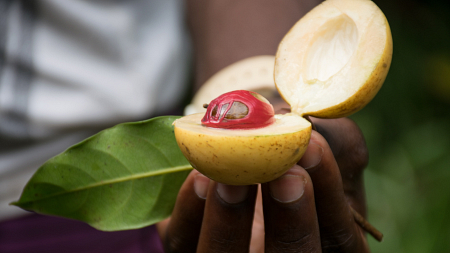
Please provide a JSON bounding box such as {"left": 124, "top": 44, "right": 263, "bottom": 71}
{"left": 174, "top": 113, "right": 311, "bottom": 185}
{"left": 275, "top": 0, "right": 392, "bottom": 118}
{"left": 176, "top": 113, "right": 310, "bottom": 137}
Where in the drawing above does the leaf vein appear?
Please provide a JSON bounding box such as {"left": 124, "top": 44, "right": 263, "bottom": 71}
{"left": 15, "top": 165, "right": 193, "bottom": 206}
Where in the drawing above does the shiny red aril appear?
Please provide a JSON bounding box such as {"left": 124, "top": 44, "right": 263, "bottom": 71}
{"left": 201, "top": 90, "right": 275, "bottom": 129}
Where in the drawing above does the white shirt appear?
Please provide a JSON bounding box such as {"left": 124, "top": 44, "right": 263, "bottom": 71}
{"left": 0, "top": 0, "right": 191, "bottom": 220}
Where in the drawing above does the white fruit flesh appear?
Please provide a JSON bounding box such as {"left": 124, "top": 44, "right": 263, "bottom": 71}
{"left": 173, "top": 113, "right": 311, "bottom": 185}
{"left": 275, "top": 0, "right": 392, "bottom": 117}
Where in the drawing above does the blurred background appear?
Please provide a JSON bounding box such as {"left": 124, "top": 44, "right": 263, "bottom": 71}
{"left": 1, "top": 0, "right": 449, "bottom": 252}
{"left": 354, "top": 0, "right": 450, "bottom": 252}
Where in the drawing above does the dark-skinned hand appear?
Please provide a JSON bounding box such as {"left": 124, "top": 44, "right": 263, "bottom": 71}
{"left": 157, "top": 116, "right": 370, "bottom": 253}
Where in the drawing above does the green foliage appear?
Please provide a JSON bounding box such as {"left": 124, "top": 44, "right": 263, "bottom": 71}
{"left": 11, "top": 116, "right": 192, "bottom": 231}
{"left": 353, "top": 0, "right": 450, "bottom": 252}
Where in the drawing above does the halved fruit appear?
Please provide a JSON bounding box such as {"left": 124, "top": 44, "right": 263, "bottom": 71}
{"left": 174, "top": 113, "right": 311, "bottom": 185}
{"left": 275, "top": 0, "right": 393, "bottom": 118}
{"left": 174, "top": 0, "right": 392, "bottom": 185}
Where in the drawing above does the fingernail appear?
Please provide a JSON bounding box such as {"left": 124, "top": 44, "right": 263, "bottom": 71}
{"left": 298, "top": 140, "right": 323, "bottom": 170}
{"left": 269, "top": 168, "right": 306, "bottom": 203}
{"left": 194, "top": 173, "right": 210, "bottom": 199}
{"left": 217, "top": 183, "right": 249, "bottom": 204}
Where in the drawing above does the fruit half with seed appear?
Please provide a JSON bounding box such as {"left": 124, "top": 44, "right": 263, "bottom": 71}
{"left": 174, "top": 0, "right": 392, "bottom": 185}
{"left": 174, "top": 105, "right": 311, "bottom": 185}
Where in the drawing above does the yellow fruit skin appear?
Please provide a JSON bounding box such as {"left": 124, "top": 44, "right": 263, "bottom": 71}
{"left": 174, "top": 126, "right": 311, "bottom": 185}
{"left": 305, "top": 17, "right": 393, "bottom": 118}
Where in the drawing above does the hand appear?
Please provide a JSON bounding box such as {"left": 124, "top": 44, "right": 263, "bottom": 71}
{"left": 157, "top": 117, "right": 370, "bottom": 253}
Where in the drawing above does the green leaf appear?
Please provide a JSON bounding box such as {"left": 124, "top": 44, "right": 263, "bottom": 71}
{"left": 11, "top": 116, "right": 192, "bottom": 231}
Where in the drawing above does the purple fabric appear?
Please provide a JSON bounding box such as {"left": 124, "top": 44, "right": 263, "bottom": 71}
{"left": 0, "top": 213, "right": 164, "bottom": 253}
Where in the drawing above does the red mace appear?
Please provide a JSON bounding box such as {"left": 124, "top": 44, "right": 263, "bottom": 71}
{"left": 201, "top": 90, "right": 275, "bottom": 129}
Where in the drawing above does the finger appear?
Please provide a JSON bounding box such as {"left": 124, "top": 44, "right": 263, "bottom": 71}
{"left": 250, "top": 186, "right": 265, "bottom": 253}
{"left": 298, "top": 131, "right": 369, "bottom": 252}
{"left": 309, "top": 117, "right": 369, "bottom": 215}
{"left": 197, "top": 182, "right": 258, "bottom": 253}
{"left": 161, "top": 170, "right": 210, "bottom": 253}
{"left": 310, "top": 117, "right": 368, "bottom": 171}
{"left": 262, "top": 165, "right": 321, "bottom": 253}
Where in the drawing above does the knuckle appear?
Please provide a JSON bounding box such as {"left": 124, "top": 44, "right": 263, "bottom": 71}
{"left": 348, "top": 134, "right": 369, "bottom": 170}
{"left": 165, "top": 237, "right": 186, "bottom": 253}
{"left": 321, "top": 229, "right": 357, "bottom": 252}
{"left": 210, "top": 237, "right": 235, "bottom": 251}
{"left": 313, "top": 118, "right": 369, "bottom": 170}
{"left": 164, "top": 234, "right": 196, "bottom": 253}
{"left": 268, "top": 228, "right": 321, "bottom": 253}
{"left": 205, "top": 229, "right": 243, "bottom": 252}
{"left": 339, "top": 118, "right": 369, "bottom": 171}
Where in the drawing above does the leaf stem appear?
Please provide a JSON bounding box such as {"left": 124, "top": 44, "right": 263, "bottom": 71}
{"left": 350, "top": 206, "right": 384, "bottom": 242}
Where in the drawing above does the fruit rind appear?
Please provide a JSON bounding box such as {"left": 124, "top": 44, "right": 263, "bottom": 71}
{"left": 174, "top": 113, "right": 311, "bottom": 185}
